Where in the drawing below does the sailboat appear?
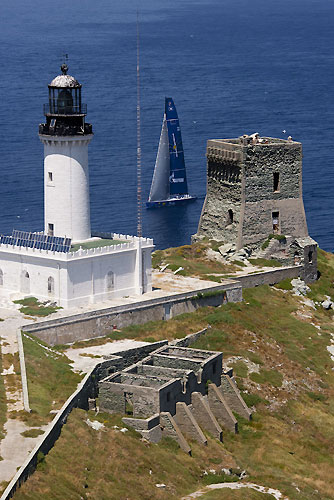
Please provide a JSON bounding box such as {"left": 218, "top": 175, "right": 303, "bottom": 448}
{"left": 146, "top": 97, "right": 197, "bottom": 208}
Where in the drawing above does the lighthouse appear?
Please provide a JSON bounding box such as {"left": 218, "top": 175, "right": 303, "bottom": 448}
{"left": 0, "top": 65, "right": 153, "bottom": 308}
{"left": 39, "top": 63, "right": 93, "bottom": 242}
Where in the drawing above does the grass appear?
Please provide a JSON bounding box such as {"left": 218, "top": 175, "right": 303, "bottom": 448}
{"left": 70, "top": 238, "right": 125, "bottom": 252}
{"left": 21, "top": 428, "right": 45, "bottom": 438}
{"left": 10, "top": 249, "right": 334, "bottom": 499}
{"left": 152, "top": 242, "right": 237, "bottom": 280}
{"left": 274, "top": 278, "right": 293, "bottom": 290}
{"left": 307, "top": 248, "right": 334, "bottom": 302}
{"left": 261, "top": 234, "right": 286, "bottom": 250}
{"left": 250, "top": 369, "right": 283, "bottom": 388}
{"left": 12, "top": 408, "right": 238, "bottom": 500}
{"left": 9, "top": 333, "right": 81, "bottom": 427}
{"left": 13, "top": 297, "right": 61, "bottom": 317}
{"left": 248, "top": 258, "right": 282, "bottom": 268}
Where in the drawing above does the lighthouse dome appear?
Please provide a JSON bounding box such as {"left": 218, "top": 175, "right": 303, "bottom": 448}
{"left": 49, "top": 64, "right": 81, "bottom": 88}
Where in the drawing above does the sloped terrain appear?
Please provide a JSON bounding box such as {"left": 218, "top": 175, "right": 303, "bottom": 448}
{"left": 11, "top": 250, "right": 334, "bottom": 499}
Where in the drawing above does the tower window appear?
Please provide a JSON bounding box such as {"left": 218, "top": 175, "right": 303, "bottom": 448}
{"left": 273, "top": 172, "right": 280, "bottom": 192}
{"left": 48, "top": 223, "right": 54, "bottom": 236}
{"left": 106, "top": 271, "right": 115, "bottom": 291}
{"left": 227, "top": 209, "right": 234, "bottom": 225}
{"left": 272, "top": 211, "right": 279, "bottom": 233}
{"left": 48, "top": 172, "right": 53, "bottom": 182}
{"left": 48, "top": 276, "right": 55, "bottom": 294}
{"left": 308, "top": 250, "right": 313, "bottom": 263}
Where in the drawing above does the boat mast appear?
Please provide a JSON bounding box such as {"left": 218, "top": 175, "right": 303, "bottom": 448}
{"left": 136, "top": 10, "right": 142, "bottom": 238}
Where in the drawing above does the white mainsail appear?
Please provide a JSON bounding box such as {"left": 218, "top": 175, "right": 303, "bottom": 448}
{"left": 148, "top": 116, "right": 170, "bottom": 202}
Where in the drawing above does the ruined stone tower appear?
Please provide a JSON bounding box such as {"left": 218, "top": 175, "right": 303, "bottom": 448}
{"left": 195, "top": 134, "right": 309, "bottom": 249}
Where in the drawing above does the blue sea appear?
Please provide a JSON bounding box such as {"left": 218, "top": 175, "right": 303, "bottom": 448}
{"left": 0, "top": 0, "right": 333, "bottom": 250}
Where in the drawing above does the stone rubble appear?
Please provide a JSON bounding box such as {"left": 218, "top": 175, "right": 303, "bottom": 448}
{"left": 291, "top": 278, "right": 310, "bottom": 296}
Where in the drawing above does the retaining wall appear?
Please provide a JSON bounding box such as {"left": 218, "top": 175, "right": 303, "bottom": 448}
{"left": 22, "top": 283, "right": 241, "bottom": 346}
{"left": 21, "top": 265, "right": 301, "bottom": 347}
{"left": 235, "top": 265, "right": 302, "bottom": 288}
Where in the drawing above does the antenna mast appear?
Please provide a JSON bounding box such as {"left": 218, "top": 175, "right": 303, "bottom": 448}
{"left": 136, "top": 11, "right": 142, "bottom": 238}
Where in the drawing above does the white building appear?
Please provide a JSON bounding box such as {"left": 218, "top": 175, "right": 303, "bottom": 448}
{"left": 0, "top": 65, "right": 153, "bottom": 308}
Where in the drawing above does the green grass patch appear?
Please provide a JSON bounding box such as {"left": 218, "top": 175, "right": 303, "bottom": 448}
{"left": 306, "top": 391, "right": 328, "bottom": 402}
{"left": 151, "top": 242, "right": 236, "bottom": 279}
{"left": 308, "top": 249, "right": 334, "bottom": 302}
{"left": 21, "top": 333, "right": 81, "bottom": 425}
{"left": 231, "top": 361, "right": 248, "bottom": 378}
{"left": 250, "top": 369, "right": 283, "bottom": 388}
{"left": 200, "top": 489, "right": 275, "bottom": 499}
{"left": 241, "top": 392, "right": 269, "bottom": 408}
{"left": 249, "top": 258, "right": 282, "bottom": 268}
{"left": 202, "top": 472, "right": 239, "bottom": 485}
{"left": 21, "top": 428, "right": 45, "bottom": 438}
{"left": 13, "top": 297, "right": 61, "bottom": 317}
{"left": 275, "top": 278, "right": 293, "bottom": 290}
{"left": 261, "top": 233, "right": 286, "bottom": 250}
{"left": 232, "top": 260, "right": 247, "bottom": 267}
{"left": 71, "top": 239, "right": 125, "bottom": 252}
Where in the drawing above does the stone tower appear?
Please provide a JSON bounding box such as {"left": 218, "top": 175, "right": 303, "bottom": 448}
{"left": 39, "top": 64, "right": 93, "bottom": 242}
{"left": 195, "top": 134, "right": 309, "bottom": 250}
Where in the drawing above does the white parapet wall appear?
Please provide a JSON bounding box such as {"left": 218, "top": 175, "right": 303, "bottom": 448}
{"left": 0, "top": 235, "right": 154, "bottom": 309}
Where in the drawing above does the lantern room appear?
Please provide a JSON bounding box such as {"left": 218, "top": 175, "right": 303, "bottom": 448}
{"left": 45, "top": 63, "right": 85, "bottom": 116}
{"left": 39, "top": 64, "right": 92, "bottom": 136}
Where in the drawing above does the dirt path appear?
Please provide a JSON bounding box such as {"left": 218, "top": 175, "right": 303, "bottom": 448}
{"left": 182, "top": 482, "right": 289, "bottom": 499}
{"left": 0, "top": 307, "right": 37, "bottom": 482}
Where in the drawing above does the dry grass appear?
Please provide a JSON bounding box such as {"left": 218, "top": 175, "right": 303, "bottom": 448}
{"left": 13, "top": 408, "right": 237, "bottom": 500}
{"left": 11, "top": 250, "right": 334, "bottom": 499}
{"left": 152, "top": 242, "right": 237, "bottom": 280}
{"left": 9, "top": 333, "right": 81, "bottom": 427}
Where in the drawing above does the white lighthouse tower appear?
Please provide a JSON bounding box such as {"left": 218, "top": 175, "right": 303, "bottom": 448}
{"left": 39, "top": 63, "right": 92, "bottom": 242}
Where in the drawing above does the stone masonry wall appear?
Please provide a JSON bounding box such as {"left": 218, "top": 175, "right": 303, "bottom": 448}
{"left": 241, "top": 199, "right": 308, "bottom": 247}
{"left": 196, "top": 137, "right": 309, "bottom": 251}
{"left": 244, "top": 142, "right": 302, "bottom": 202}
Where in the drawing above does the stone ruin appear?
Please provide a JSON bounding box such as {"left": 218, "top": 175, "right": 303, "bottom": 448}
{"left": 98, "top": 344, "right": 252, "bottom": 454}
{"left": 194, "top": 134, "right": 318, "bottom": 282}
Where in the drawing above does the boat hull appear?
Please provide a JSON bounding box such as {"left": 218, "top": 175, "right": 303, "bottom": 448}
{"left": 146, "top": 195, "right": 197, "bottom": 208}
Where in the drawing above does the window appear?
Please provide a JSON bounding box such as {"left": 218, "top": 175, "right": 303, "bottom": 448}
{"left": 48, "top": 276, "right": 55, "bottom": 295}
{"left": 106, "top": 270, "right": 115, "bottom": 291}
{"left": 273, "top": 172, "right": 280, "bottom": 192}
{"left": 308, "top": 250, "right": 313, "bottom": 264}
{"left": 48, "top": 172, "right": 53, "bottom": 182}
{"left": 0, "top": 269, "right": 3, "bottom": 286}
{"left": 48, "top": 223, "right": 54, "bottom": 236}
{"left": 294, "top": 252, "right": 301, "bottom": 265}
{"left": 20, "top": 270, "right": 30, "bottom": 294}
{"left": 227, "top": 209, "right": 234, "bottom": 225}
{"left": 272, "top": 211, "right": 279, "bottom": 233}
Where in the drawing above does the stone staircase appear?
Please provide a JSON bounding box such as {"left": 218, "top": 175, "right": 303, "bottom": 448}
{"left": 123, "top": 375, "right": 252, "bottom": 454}
{"left": 254, "top": 238, "right": 277, "bottom": 259}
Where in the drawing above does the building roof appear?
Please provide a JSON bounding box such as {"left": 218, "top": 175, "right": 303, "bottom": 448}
{"left": 49, "top": 74, "right": 81, "bottom": 88}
